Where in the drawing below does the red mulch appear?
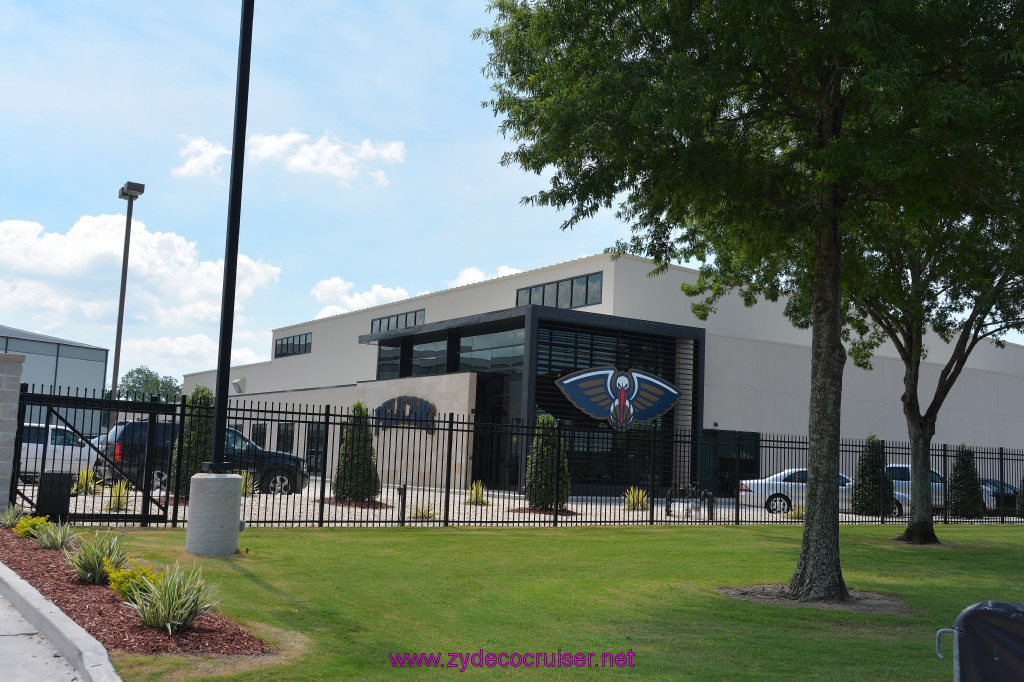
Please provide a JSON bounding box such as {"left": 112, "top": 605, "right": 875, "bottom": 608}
{"left": 320, "top": 498, "right": 393, "bottom": 509}
{"left": 509, "top": 507, "right": 580, "bottom": 516}
{"left": 0, "top": 528, "right": 273, "bottom": 656}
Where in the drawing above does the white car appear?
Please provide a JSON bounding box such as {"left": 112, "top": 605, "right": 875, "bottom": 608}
{"left": 740, "top": 468, "right": 909, "bottom": 516}
{"left": 18, "top": 423, "right": 96, "bottom": 483}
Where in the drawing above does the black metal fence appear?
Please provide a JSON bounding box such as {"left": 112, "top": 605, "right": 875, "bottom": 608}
{"left": 10, "top": 386, "right": 1024, "bottom": 527}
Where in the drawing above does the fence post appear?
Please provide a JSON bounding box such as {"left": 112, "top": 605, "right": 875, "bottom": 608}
{"left": 317, "top": 404, "right": 331, "bottom": 528}
{"left": 942, "top": 444, "right": 949, "bottom": 525}
{"left": 139, "top": 395, "right": 161, "bottom": 527}
{"left": 648, "top": 429, "right": 657, "bottom": 525}
{"left": 553, "top": 420, "right": 561, "bottom": 528}
{"left": 398, "top": 484, "right": 407, "bottom": 526}
{"left": 879, "top": 439, "right": 886, "bottom": 525}
{"left": 734, "top": 433, "right": 740, "bottom": 526}
{"left": 999, "top": 447, "right": 1005, "bottom": 524}
{"left": 171, "top": 394, "right": 187, "bottom": 527}
{"left": 443, "top": 413, "right": 454, "bottom": 527}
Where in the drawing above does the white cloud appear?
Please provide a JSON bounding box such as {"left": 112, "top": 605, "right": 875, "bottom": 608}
{"left": 310, "top": 277, "right": 409, "bottom": 318}
{"left": 0, "top": 215, "right": 280, "bottom": 356}
{"left": 121, "top": 334, "right": 267, "bottom": 384}
{"left": 170, "top": 135, "right": 230, "bottom": 177}
{"left": 444, "top": 265, "right": 523, "bottom": 289}
{"left": 248, "top": 130, "right": 405, "bottom": 186}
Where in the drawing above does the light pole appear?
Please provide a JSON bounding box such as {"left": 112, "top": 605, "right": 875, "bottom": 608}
{"left": 111, "top": 181, "right": 145, "bottom": 401}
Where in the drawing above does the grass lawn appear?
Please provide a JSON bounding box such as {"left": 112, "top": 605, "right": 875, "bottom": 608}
{"left": 112, "top": 524, "right": 1024, "bottom": 680}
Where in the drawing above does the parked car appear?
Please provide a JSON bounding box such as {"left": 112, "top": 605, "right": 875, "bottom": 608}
{"left": 740, "top": 468, "right": 909, "bottom": 516}
{"left": 95, "top": 421, "right": 310, "bottom": 495}
{"left": 885, "top": 465, "right": 946, "bottom": 509}
{"left": 18, "top": 423, "right": 96, "bottom": 483}
{"left": 979, "top": 478, "right": 1018, "bottom": 514}
{"left": 94, "top": 420, "right": 180, "bottom": 492}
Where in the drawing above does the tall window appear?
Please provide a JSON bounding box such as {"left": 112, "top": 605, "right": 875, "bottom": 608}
{"left": 277, "top": 422, "right": 295, "bottom": 453}
{"left": 516, "top": 272, "right": 602, "bottom": 310}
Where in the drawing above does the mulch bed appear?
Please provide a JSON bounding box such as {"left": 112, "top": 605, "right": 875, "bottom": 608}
{"left": 510, "top": 507, "right": 581, "bottom": 516}
{"left": 0, "top": 527, "right": 273, "bottom": 656}
{"left": 320, "top": 498, "right": 393, "bottom": 509}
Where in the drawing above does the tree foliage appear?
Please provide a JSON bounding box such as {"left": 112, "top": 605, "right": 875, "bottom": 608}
{"left": 333, "top": 402, "right": 381, "bottom": 503}
{"left": 947, "top": 445, "right": 985, "bottom": 519}
{"left": 172, "top": 385, "right": 213, "bottom": 498}
{"left": 118, "top": 366, "right": 182, "bottom": 402}
{"left": 851, "top": 436, "right": 895, "bottom": 517}
{"left": 524, "top": 414, "right": 570, "bottom": 510}
{"left": 478, "top": 0, "right": 1024, "bottom": 596}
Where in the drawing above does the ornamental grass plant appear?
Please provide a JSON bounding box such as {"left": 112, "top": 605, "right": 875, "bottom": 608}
{"left": 123, "top": 562, "right": 219, "bottom": 635}
{"left": 65, "top": 532, "right": 129, "bottom": 584}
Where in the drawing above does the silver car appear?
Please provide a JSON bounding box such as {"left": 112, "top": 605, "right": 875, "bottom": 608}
{"left": 740, "top": 468, "right": 909, "bottom": 516}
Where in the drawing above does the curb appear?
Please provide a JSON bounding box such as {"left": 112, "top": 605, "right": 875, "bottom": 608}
{"left": 0, "top": 560, "right": 122, "bottom": 682}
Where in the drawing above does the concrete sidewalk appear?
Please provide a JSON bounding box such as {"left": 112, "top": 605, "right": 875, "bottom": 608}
{"left": 0, "top": 560, "right": 121, "bottom": 682}
{"left": 0, "top": 590, "right": 81, "bottom": 681}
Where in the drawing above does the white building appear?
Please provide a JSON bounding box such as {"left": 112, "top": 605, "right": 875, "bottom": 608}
{"left": 185, "top": 253, "right": 1024, "bottom": 449}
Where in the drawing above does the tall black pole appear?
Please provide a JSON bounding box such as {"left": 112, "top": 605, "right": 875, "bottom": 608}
{"left": 207, "top": 0, "right": 254, "bottom": 472}
{"left": 110, "top": 194, "right": 135, "bottom": 401}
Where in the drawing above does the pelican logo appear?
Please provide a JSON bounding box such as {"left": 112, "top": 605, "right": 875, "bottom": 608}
{"left": 556, "top": 367, "right": 681, "bottom": 430}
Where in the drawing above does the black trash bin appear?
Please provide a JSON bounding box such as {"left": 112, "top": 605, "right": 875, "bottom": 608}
{"left": 937, "top": 601, "right": 1024, "bottom": 681}
{"left": 37, "top": 470, "right": 74, "bottom": 521}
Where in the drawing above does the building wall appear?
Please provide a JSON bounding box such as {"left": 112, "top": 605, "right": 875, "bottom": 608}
{"left": 185, "top": 253, "right": 1024, "bottom": 450}
{"left": 1, "top": 334, "right": 107, "bottom": 395}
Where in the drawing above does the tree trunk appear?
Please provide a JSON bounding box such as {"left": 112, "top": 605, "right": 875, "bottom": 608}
{"left": 787, "top": 211, "right": 850, "bottom": 602}
{"left": 897, "top": 415, "right": 941, "bottom": 544}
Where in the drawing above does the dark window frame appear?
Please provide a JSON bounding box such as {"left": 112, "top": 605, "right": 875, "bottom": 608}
{"left": 517, "top": 272, "right": 603, "bottom": 311}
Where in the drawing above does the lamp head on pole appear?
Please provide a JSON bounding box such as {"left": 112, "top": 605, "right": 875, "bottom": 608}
{"left": 118, "top": 181, "right": 145, "bottom": 201}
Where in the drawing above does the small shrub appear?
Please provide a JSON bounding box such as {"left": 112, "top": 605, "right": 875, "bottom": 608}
{"left": 14, "top": 515, "right": 51, "bottom": 539}
{"left": 947, "top": 444, "right": 985, "bottom": 518}
{"left": 32, "top": 522, "right": 75, "bottom": 550}
{"left": 240, "top": 471, "right": 258, "bottom": 497}
{"left": 410, "top": 504, "right": 436, "bottom": 520}
{"left": 465, "top": 480, "right": 491, "bottom": 506}
{"left": 123, "top": 563, "right": 219, "bottom": 634}
{"left": 524, "top": 414, "right": 570, "bottom": 510}
{"left": 851, "top": 435, "right": 895, "bottom": 516}
{"left": 0, "top": 505, "right": 27, "bottom": 528}
{"left": 333, "top": 402, "right": 381, "bottom": 502}
{"left": 71, "top": 468, "right": 100, "bottom": 495}
{"left": 65, "top": 533, "right": 129, "bottom": 584}
{"left": 108, "top": 557, "right": 162, "bottom": 602}
{"left": 785, "top": 505, "right": 805, "bottom": 521}
{"left": 621, "top": 486, "right": 649, "bottom": 511}
{"left": 105, "top": 480, "right": 131, "bottom": 512}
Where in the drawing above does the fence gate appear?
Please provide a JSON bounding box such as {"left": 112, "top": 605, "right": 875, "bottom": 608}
{"left": 12, "top": 385, "right": 182, "bottom": 526}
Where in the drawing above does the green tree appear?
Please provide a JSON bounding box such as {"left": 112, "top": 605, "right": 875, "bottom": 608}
{"left": 840, "top": 208, "right": 1024, "bottom": 543}
{"left": 119, "top": 366, "right": 183, "bottom": 402}
{"left": 172, "top": 385, "right": 213, "bottom": 498}
{"left": 524, "top": 414, "right": 570, "bottom": 510}
{"left": 333, "top": 402, "right": 381, "bottom": 503}
{"left": 947, "top": 444, "right": 985, "bottom": 519}
{"left": 477, "top": 0, "right": 1024, "bottom": 600}
{"left": 850, "top": 436, "right": 894, "bottom": 517}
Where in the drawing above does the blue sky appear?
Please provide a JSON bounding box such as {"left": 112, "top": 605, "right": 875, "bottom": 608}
{"left": 0, "top": 1, "right": 628, "bottom": 384}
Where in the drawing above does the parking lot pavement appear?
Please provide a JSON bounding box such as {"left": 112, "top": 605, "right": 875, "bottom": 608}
{"left": 0, "top": 591, "right": 81, "bottom": 682}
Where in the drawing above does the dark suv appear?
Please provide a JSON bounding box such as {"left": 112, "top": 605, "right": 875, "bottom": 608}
{"left": 95, "top": 421, "right": 180, "bottom": 492}
{"left": 96, "top": 421, "right": 309, "bottom": 495}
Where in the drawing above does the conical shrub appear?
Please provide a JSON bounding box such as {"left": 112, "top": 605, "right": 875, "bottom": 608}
{"left": 172, "top": 385, "right": 213, "bottom": 498}
{"left": 851, "top": 435, "right": 894, "bottom": 516}
{"left": 524, "top": 414, "right": 570, "bottom": 510}
{"left": 947, "top": 444, "right": 985, "bottom": 518}
{"left": 333, "top": 402, "right": 381, "bottom": 502}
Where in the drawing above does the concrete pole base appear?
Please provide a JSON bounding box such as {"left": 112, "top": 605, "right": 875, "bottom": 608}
{"left": 185, "top": 473, "right": 243, "bottom": 556}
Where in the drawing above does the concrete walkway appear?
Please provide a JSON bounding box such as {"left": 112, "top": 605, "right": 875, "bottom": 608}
{"left": 0, "top": 590, "right": 81, "bottom": 681}
{"left": 0, "top": 560, "right": 121, "bottom": 682}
